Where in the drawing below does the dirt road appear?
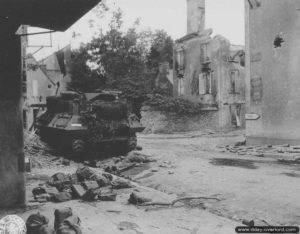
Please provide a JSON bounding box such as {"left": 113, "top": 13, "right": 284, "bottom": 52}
{"left": 2, "top": 130, "right": 299, "bottom": 233}
{"left": 132, "top": 131, "right": 300, "bottom": 227}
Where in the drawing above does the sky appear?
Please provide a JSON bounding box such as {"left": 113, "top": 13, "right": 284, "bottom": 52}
{"left": 27, "top": 0, "right": 245, "bottom": 60}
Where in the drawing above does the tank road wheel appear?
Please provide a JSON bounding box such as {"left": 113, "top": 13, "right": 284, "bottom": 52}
{"left": 72, "top": 139, "right": 85, "bottom": 155}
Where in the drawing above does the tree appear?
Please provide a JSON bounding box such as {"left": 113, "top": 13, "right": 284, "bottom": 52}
{"left": 68, "top": 8, "right": 174, "bottom": 101}
{"left": 68, "top": 45, "right": 105, "bottom": 92}
{"left": 147, "top": 30, "right": 174, "bottom": 70}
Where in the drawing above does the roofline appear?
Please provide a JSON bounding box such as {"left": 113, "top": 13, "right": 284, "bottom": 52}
{"left": 38, "top": 44, "right": 71, "bottom": 63}
{"left": 27, "top": 54, "right": 56, "bottom": 85}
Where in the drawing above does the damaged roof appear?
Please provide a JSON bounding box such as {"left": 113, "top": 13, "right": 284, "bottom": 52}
{"left": 0, "top": 0, "right": 101, "bottom": 31}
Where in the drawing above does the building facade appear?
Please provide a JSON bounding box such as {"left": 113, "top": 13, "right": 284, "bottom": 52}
{"left": 23, "top": 54, "right": 58, "bottom": 129}
{"left": 245, "top": 0, "right": 300, "bottom": 144}
{"left": 173, "top": 0, "right": 246, "bottom": 129}
{"left": 23, "top": 45, "right": 72, "bottom": 129}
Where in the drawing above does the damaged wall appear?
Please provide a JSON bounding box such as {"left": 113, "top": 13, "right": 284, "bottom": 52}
{"left": 39, "top": 45, "right": 72, "bottom": 93}
{"left": 173, "top": 0, "right": 245, "bottom": 130}
{"left": 174, "top": 32, "right": 245, "bottom": 129}
{"left": 245, "top": 0, "right": 300, "bottom": 144}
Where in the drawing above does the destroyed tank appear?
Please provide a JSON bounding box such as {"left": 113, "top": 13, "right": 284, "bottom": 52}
{"left": 35, "top": 90, "right": 145, "bottom": 158}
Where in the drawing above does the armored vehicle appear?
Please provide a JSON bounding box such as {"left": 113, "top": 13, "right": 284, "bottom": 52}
{"left": 35, "top": 90, "right": 144, "bottom": 158}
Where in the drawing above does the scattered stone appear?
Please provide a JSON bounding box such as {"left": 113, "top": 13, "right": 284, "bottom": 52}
{"left": 82, "top": 181, "right": 99, "bottom": 190}
{"left": 168, "top": 171, "right": 174, "bottom": 175}
{"left": 135, "top": 146, "right": 143, "bottom": 151}
{"left": 47, "top": 173, "right": 72, "bottom": 191}
{"left": 62, "top": 159, "right": 70, "bottom": 166}
{"left": 128, "top": 192, "right": 153, "bottom": 205}
{"left": 82, "top": 188, "right": 101, "bottom": 201}
{"left": 234, "top": 140, "right": 246, "bottom": 147}
{"left": 32, "top": 187, "right": 47, "bottom": 198}
{"left": 70, "top": 173, "right": 79, "bottom": 185}
{"left": 76, "top": 167, "right": 97, "bottom": 181}
{"left": 113, "top": 157, "right": 121, "bottom": 164}
{"left": 104, "top": 165, "right": 118, "bottom": 174}
{"left": 26, "top": 173, "right": 50, "bottom": 181}
{"left": 72, "top": 185, "right": 86, "bottom": 198}
{"left": 125, "top": 152, "right": 156, "bottom": 163}
{"left": 252, "top": 153, "right": 264, "bottom": 157}
{"left": 51, "top": 191, "right": 72, "bottom": 203}
{"left": 102, "top": 173, "right": 113, "bottom": 181}
{"left": 111, "top": 178, "right": 133, "bottom": 189}
{"left": 242, "top": 219, "right": 255, "bottom": 226}
{"left": 35, "top": 194, "right": 51, "bottom": 203}
{"left": 151, "top": 169, "right": 159, "bottom": 172}
{"left": 96, "top": 175, "right": 111, "bottom": 187}
{"left": 98, "top": 189, "right": 117, "bottom": 201}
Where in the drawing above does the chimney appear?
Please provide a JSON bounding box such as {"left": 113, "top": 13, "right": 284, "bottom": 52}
{"left": 187, "top": 0, "right": 205, "bottom": 34}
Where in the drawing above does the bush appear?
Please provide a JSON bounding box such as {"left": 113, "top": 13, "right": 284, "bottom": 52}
{"left": 145, "top": 94, "right": 203, "bottom": 115}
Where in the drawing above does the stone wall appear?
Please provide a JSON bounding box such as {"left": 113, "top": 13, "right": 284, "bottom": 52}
{"left": 141, "top": 105, "right": 221, "bottom": 134}
{"left": 245, "top": 0, "right": 300, "bottom": 144}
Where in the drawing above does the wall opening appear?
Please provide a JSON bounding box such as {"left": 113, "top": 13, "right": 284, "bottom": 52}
{"left": 274, "top": 33, "right": 284, "bottom": 48}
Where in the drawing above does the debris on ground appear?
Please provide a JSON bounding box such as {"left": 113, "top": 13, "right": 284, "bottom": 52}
{"left": 128, "top": 192, "right": 153, "bottom": 205}
{"left": 222, "top": 142, "right": 300, "bottom": 159}
{"left": 125, "top": 151, "right": 156, "bottom": 163}
{"left": 111, "top": 178, "right": 134, "bottom": 189}
{"left": 99, "top": 151, "right": 156, "bottom": 177}
{"left": 98, "top": 189, "right": 117, "bottom": 201}
{"left": 130, "top": 195, "right": 221, "bottom": 207}
{"left": 277, "top": 157, "right": 300, "bottom": 164}
{"left": 30, "top": 166, "right": 137, "bottom": 203}
{"left": 135, "top": 146, "right": 143, "bottom": 151}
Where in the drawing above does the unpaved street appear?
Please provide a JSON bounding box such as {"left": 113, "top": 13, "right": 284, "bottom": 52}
{"left": 2, "top": 130, "right": 300, "bottom": 234}
{"left": 134, "top": 131, "right": 300, "bottom": 227}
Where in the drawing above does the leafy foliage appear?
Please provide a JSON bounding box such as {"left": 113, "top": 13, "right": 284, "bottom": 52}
{"left": 68, "top": 8, "right": 173, "bottom": 100}
{"left": 145, "top": 94, "right": 203, "bottom": 115}
{"left": 68, "top": 8, "right": 202, "bottom": 116}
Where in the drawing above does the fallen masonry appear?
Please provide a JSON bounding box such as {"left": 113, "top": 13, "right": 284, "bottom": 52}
{"left": 221, "top": 142, "right": 300, "bottom": 161}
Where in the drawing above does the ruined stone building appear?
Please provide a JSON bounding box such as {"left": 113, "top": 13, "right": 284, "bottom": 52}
{"left": 39, "top": 44, "right": 72, "bottom": 93}
{"left": 173, "top": 0, "right": 246, "bottom": 129}
{"left": 245, "top": 0, "right": 300, "bottom": 144}
{"left": 22, "top": 45, "right": 72, "bottom": 130}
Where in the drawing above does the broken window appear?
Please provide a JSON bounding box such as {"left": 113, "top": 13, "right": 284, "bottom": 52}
{"left": 229, "top": 70, "right": 240, "bottom": 94}
{"left": 23, "top": 110, "right": 27, "bottom": 129}
{"left": 274, "top": 33, "right": 284, "bottom": 48}
{"left": 178, "top": 78, "right": 185, "bottom": 96}
{"left": 230, "top": 104, "right": 242, "bottom": 127}
{"left": 199, "top": 71, "right": 212, "bottom": 95}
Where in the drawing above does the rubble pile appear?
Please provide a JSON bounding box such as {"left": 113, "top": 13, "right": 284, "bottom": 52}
{"left": 31, "top": 167, "right": 133, "bottom": 204}
{"left": 222, "top": 142, "right": 300, "bottom": 160}
{"left": 24, "top": 130, "right": 59, "bottom": 169}
{"left": 24, "top": 130, "right": 50, "bottom": 156}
